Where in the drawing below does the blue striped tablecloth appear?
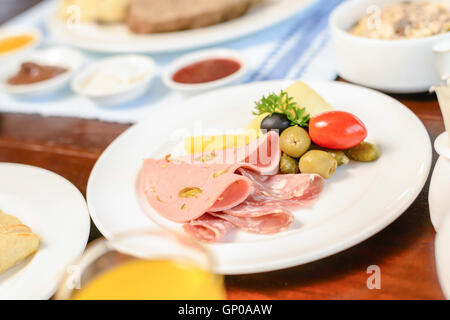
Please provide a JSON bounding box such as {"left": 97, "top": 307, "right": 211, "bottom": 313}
{"left": 0, "top": 0, "right": 345, "bottom": 123}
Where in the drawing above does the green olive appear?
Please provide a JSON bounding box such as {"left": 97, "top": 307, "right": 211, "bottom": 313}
{"left": 280, "top": 153, "right": 299, "bottom": 174}
{"left": 299, "top": 150, "right": 337, "bottom": 179}
{"left": 279, "top": 126, "right": 311, "bottom": 158}
{"left": 310, "top": 145, "right": 350, "bottom": 166}
{"left": 328, "top": 150, "right": 350, "bottom": 166}
{"left": 345, "top": 142, "right": 380, "bottom": 162}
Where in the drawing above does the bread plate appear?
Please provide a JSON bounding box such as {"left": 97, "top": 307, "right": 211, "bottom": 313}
{"left": 47, "top": 0, "right": 316, "bottom": 53}
{"left": 0, "top": 163, "right": 90, "bottom": 299}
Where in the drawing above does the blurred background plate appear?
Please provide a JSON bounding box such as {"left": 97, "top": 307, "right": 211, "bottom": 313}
{"left": 436, "top": 213, "right": 450, "bottom": 299}
{"left": 46, "top": 0, "right": 316, "bottom": 53}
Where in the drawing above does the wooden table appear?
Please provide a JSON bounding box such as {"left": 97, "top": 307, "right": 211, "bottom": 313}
{"left": 1, "top": 1, "right": 446, "bottom": 300}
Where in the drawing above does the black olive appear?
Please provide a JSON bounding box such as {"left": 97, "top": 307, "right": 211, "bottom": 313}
{"left": 260, "top": 113, "right": 291, "bottom": 134}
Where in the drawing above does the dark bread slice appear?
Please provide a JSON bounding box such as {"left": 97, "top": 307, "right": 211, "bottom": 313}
{"left": 127, "top": 0, "right": 259, "bottom": 34}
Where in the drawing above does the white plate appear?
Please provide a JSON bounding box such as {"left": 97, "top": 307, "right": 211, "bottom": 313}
{"left": 436, "top": 213, "right": 450, "bottom": 299}
{"left": 87, "top": 80, "right": 431, "bottom": 274}
{"left": 47, "top": 0, "right": 315, "bottom": 53}
{"left": 0, "top": 163, "right": 90, "bottom": 299}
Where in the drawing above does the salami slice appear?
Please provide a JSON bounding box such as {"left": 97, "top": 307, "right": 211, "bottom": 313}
{"left": 182, "top": 214, "right": 234, "bottom": 242}
{"left": 210, "top": 210, "right": 293, "bottom": 234}
{"left": 238, "top": 169, "right": 324, "bottom": 201}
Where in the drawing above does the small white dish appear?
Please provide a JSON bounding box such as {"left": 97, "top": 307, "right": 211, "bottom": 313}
{"left": 71, "top": 55, "right": 155, "bottom": 106}
{"left": 0, "top": 46, "right": 85, "bottom": 98}
{"left": 0, "top": 163, "right": 90, "bottom": 300}
{"left": 435, "top": 212, "right": 450, "bottom": 299}
{"left": 0, "top": 25, "right": 41, "bottom": 61}
{"left": 162, "top": 49, "right": 248, "bottom": 92}
{"left": 330, "top": 0, "right": 450, "bottom": 93}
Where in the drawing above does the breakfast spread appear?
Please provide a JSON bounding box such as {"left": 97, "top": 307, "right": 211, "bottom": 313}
{"left": 172, "top": 58, "right": 241, "bottom": 84}
{"left": 0, "top": 210, "right": 40, "bottom": 275}
{"left": 7, "top": 62, "right": 68, "bottom": 85}
{"left": 0, "top": 33, "right": 36, "bottom": 55}
{"left": 60, "top": 0, "right": 260, "bottom": 34}
{"left": 351, "top": 1, "right": 450, "bottom": 40}
{"left": 138, "top": 82, "right": 380, "bottom": 242}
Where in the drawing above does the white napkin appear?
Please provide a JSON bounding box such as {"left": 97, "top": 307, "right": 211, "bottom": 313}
{"left": 0, "top": 0, "right": 344, "bottom": 123}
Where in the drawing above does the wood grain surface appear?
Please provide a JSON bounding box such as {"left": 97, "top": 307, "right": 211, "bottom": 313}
{"left": 0, "top": 0, "right": 446, "bottom": 300}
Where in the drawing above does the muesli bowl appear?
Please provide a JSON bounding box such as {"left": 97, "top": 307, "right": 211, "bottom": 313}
{"left": 330, "top": 0, "right": 450, "bottom": 93}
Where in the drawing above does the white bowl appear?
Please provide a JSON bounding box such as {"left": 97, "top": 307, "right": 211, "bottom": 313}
{"left": 0, "top": 46, "right": 85, "bottom": 98}
{"left": 0, "top": 25, "right": 42, "bottom": 61}
{"left": 162, "top": 49, "right": 248, "bottom": 92}
{"left": 71, "top": 55, "right": 156, "bottom": 106}
{"left": 330, "top": 0, "right": 450, "bottom": 93}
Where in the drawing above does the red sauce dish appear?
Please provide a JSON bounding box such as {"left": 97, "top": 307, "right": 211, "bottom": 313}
{"left": 172, "top": 58, "right": 241, "bottom": 84}
{"left": 163, "top": 49, "right": 247, "bottom": 92}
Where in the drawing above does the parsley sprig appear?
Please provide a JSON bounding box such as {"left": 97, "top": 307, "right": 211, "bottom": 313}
{"left": 252, "top": 90, "right": 310, "bottom": 127}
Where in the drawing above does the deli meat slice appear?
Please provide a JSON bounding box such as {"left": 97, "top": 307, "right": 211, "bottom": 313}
{"left": 182, "top": 207, "right": 293, "bottom": 242}
{"left": 181, "top": 131, "right": 281, "bottom": 175}
{"left": 238, "top": 169, "right": 324, "bottom": 201}
{"left": 138, "top": 161, "right": 251, "bottom": 222}
{"left": 210, "top": 210, "right": 294, "bottom": 234}
{"left": 138, "top": 132, "right": 280, "bottom": 223}
{"left": 182, "top": 214, "right": 234, "bottom": 242}
{"left": 138, "top": 130, "right": 325, "bottom": 242}
{"left": 183, "top": 173, "right": 324, "bottom": 241}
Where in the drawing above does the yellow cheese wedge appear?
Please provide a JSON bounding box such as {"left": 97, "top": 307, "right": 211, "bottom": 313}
{"left": 0, "top": 210, "right": 40, "bottom": 275}
{"left": 245, "top": 113, "right": 268, "bottom": 137}
{"left": 285, "top": 81, "right": 334, "bottom": 117}
{"left": 185, "top": 133, "right": 258, "bottom": 154}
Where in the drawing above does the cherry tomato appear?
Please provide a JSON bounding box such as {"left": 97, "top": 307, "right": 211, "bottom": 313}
{"left": 309, "top": 111, "right": 367, "bottom": 150}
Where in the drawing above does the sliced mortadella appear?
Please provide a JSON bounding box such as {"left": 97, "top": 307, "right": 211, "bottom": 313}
{"left": 138, "top": 159, "right": 252, "bottom": 223}
{"left": 138, "top": 132, "right": 282, "bottom": 223}
{"left": 181, "top": 131, "right": 281, "bottom": 175}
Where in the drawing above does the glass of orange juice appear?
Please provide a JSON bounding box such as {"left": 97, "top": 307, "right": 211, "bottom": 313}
{"left": 55, "top": 230, "right": 225, "bottom": 300}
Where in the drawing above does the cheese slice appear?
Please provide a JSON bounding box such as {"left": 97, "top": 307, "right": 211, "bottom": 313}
{"left": 285, "top": 81, "right": 334, "bottom": 117}
{"left": 185, "top": 131, "right": 259, "bottom": 155}
{"left": 0, "top": 210, "right": 40, "bottom": 275}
